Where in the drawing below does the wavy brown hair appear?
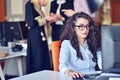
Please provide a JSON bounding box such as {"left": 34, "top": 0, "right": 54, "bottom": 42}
{"left": 60, "top": 12, "right": 101, "bottom": 62}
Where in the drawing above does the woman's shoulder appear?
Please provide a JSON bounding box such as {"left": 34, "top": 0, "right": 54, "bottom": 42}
{"left": 25, "top": 1, "right": 33, "bottom": 7}
{"left": 61, "top": 40, "right": 74, "bottom": 51}
{"left": 61, "top": 40, "right": 71, "bottom": 46}
{"left": 62, "top": 40, "right": 70, "bottom": 44}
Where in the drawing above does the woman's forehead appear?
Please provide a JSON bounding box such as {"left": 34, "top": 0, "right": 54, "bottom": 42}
{"left": 75, "top": 18, "right": 89, "bottom": 25}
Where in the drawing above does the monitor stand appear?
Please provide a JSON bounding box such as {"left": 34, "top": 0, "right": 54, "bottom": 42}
{"left": 108, "top": 68, "right": 120, "bottom": 74}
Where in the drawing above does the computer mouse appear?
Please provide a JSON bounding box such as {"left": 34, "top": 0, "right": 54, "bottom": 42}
{"left": 83, "top": 74, "right": 96, "bottom": 79}
{"left": 73, "top": 77, "right": 83, "bottom": 80}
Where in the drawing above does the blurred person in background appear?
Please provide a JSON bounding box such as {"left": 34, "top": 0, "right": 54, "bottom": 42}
{"left": 25, "top": 0, "right": 53, "bottom": 74}
{"left": 49, "top": 0, "right": 74, "bottom": 71}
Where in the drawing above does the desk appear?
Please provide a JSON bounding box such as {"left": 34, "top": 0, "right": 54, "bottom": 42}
{"left": 9, "top": 70, "right": 72, "bottom": 80}
{"left": 0, "top": 49, "right": 26, "bottom": 80}
{"left": 9, "top": 70, "right": 120, "bottom": 80}
{"left": 96, "top": 73, "right": 120, "bottom": 80}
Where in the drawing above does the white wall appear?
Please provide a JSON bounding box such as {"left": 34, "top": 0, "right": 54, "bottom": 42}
{"left": 6, "top": 0, "right": 51, "bottom": 22}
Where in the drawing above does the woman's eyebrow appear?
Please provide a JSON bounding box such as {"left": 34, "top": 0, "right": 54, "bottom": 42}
{"left": 76, "top": 23, "right": 89, "bottom": 26}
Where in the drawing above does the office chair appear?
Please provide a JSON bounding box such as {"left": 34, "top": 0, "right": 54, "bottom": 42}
{"left": 51, "top": 41, "right": 61, "bottom": 71}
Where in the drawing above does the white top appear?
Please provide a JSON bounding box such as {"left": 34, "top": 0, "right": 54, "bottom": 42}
{"left": 59, "top": 40, "right": 102, "bottom": 74}
{"left": 55, "top": 0, "right": 66, "bottom": 25}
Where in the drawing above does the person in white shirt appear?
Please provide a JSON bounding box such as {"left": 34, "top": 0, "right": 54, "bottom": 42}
{"left": 59, "top": 12, "right": 102, "bottom": 79}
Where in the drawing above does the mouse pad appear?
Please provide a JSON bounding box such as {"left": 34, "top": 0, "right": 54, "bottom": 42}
{"left": 83, "top": 71, "right": 102, "bottom": 79}
{"left": 73, "top": 77, "right": 83, "bottom": 80}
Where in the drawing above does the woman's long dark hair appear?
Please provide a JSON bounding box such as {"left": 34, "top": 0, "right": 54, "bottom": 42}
{"left": 60, "top": 12, "right": 100, "bottom": 62}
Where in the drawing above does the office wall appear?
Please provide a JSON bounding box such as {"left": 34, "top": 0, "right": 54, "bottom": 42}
{"left": 6, "top": 0, "right": 51, "bottom": 21}
{"left": 0, "top": 0, "right": 6, "bottom": 22}
{"left": 6, "top": 0, "right": 29, "bottom": 21}
{"left": 111, "top": 0, "right": 120, "bottom": 24}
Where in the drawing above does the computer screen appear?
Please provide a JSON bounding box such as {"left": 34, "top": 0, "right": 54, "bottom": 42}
{"left": 101, "top": 26, "right": 120, "bottom": 73}
{"left": 19, "top": 21, "right": 28, "bottom": 39}
{"left": 0, "top": 22, "right": 2, "bottom": 40}
{"left": 2, "top": 22, "right": 23, "bottom": 42}
{"left": 0, "top": 22, "right": 2, "bottom": 39}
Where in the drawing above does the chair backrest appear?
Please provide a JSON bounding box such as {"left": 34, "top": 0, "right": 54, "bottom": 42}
{"left": 51, "top": 41, "right": 61, "bottom": 71}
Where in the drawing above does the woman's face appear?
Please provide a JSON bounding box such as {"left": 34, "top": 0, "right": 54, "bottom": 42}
{"left": 74, "top": 18, "right": 90, "bottom": 40}
{"left": 38, "top": 0, "right": 49, "bottom": 6}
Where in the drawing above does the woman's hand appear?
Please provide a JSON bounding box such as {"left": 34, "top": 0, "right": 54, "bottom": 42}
{"left": 55, "top": 14, "right": 64, "bottom": 21}
{"left": 65, "top": 69, "right": 83, "bottom": 78}
{"left": 45, "top": 15, "right": 59, "bottom": 23}
{"left": 68, "top": 71, "right": 83, "bottom": 78}
{"left": 49, "top": 13, "right": 64, "bottom": 22}
{"left": 45, "top": 16, "right": 55, "bottom": 23}
{"left": 45, "top": 13, "right": 64, "bottom": 23}
{"left": 62, "top": 9, "right": 75, "bottom": 17}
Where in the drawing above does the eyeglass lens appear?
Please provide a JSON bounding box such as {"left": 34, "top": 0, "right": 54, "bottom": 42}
{"left": 75, "top": 24, "right": 90, "bottom": 30}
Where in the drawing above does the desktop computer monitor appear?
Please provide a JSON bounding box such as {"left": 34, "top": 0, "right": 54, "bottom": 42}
{"left": 101, "top": 26, "right": 120, "bottom": 73}
{"left": 0, "top": 22, "right": 2, "bottom": 40}
{"left": 2, "top": 22, "right": 23, "bottom": 42}
{"left": 19, "top": 21, "right": 28, "bottom": 39}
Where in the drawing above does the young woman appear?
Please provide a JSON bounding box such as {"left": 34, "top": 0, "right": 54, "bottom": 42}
{"left": 59, "top": 12, "right": 102, "bottom": 79}
{"left": 25, "top": 0, "right": 53, "bottom": 74}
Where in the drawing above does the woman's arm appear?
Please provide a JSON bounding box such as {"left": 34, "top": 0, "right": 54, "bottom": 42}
{"left": 59, "top": 40, "right": 82, "bottom": 78}
{"left": 35, "top": 16, "right": 46, "bottom": 26}
{"left": 25, "top": 2, "right": 34, "bottom": 27}
{"left": 59, "top": 40, "right": 70, "bottom": 73}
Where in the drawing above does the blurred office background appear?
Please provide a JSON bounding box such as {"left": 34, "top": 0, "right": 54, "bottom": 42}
{"left": 0, "top": 0, "right": 120, "bottom": 79}
{"left": 0, "top": 0, "right": 120, "bottom": 25}
{"left": 0, "top": 0, "right": 120, "bottom": 40}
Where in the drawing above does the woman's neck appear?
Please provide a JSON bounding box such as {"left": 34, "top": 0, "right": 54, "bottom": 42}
{"left": 78, "top": 38, "right": 85, "bottom": 47}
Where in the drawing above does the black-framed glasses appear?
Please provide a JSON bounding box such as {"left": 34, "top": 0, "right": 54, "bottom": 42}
{"left": 75, "top": 24, "right": 90, "bottom": 30}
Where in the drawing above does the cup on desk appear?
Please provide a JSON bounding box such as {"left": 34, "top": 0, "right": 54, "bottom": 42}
{"left": 8, "top": 42, "right": 15, "bottom": 48}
